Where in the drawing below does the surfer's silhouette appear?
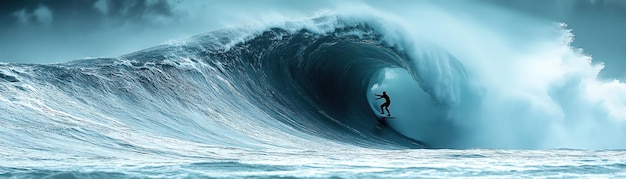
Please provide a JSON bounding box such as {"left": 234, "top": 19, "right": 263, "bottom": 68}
{"left": 375, "top": 91, "right": 391, "bottom": 116}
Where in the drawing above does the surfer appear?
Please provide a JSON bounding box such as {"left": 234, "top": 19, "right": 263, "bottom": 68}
{"left": 375, "top": 91, "right": 391, "bottom": 116}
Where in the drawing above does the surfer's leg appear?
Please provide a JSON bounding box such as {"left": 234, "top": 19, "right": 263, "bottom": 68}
{"left": 385, "top": 106, "right": 390, "bottom": 116}
{"left": 380, "top": 104, "right": 385, "bottom": 114}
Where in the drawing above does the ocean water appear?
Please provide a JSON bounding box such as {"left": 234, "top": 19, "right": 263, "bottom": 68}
{"left": 2, "top": 1, "right": 626, "bottom": 178}
{"left": 1, "top": 148, "right": 625, "bottom": 178}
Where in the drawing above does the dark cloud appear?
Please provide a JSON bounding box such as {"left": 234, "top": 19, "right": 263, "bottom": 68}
{"left": 93, "top": 0, "right": 176, "bottom": 24}
{"left": 482, "top": 0, "right": 626, "bottom": 19}
{"left": 1, "top": 0, "right": 176, "bottom": 29}
{"left": 0, "top": 0, "right": 184, "bottom": 63}
{"left": 579, "top": 0, "right": 626, "bottom": 15}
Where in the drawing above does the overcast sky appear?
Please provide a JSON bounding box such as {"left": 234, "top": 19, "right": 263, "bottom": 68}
{"left": 0, "top": 0, "right": 331, "bottom": 63}
{"left": 1, "top": 0, "right": 181, "bottom": 63}
{"left": 1, "top": 0, "right": 625, "bottom": 77}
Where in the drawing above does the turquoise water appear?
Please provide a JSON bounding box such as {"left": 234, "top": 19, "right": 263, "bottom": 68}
{"left": 2, "top": 149, "right": 624, "bottom": 178}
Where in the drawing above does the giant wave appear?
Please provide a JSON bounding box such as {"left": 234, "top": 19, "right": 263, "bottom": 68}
{"left": 0, "top": 16, "right": 429, "bottom": 162}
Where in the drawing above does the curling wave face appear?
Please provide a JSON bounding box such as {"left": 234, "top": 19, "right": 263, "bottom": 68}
{"left": 0, "top": 19, "right": 432, "bottom": 168}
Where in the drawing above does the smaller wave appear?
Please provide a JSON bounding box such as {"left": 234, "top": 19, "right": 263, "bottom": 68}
{"left": 0, "top": 73, "right": 19, "bottom": 82}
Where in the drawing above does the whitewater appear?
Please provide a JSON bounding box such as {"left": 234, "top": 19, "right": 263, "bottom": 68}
{"left": 1, "top": 1, "right": 626, "bottom": 178}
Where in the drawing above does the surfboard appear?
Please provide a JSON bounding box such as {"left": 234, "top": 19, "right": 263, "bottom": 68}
{"left": 377, "top": 115, "right": 396, "bottom": 119}
{"left": 376, "top": 115, "right": 395, "bottom": 128}
{"left": 376, "top": 116, "right": 394, "bottom": 129}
